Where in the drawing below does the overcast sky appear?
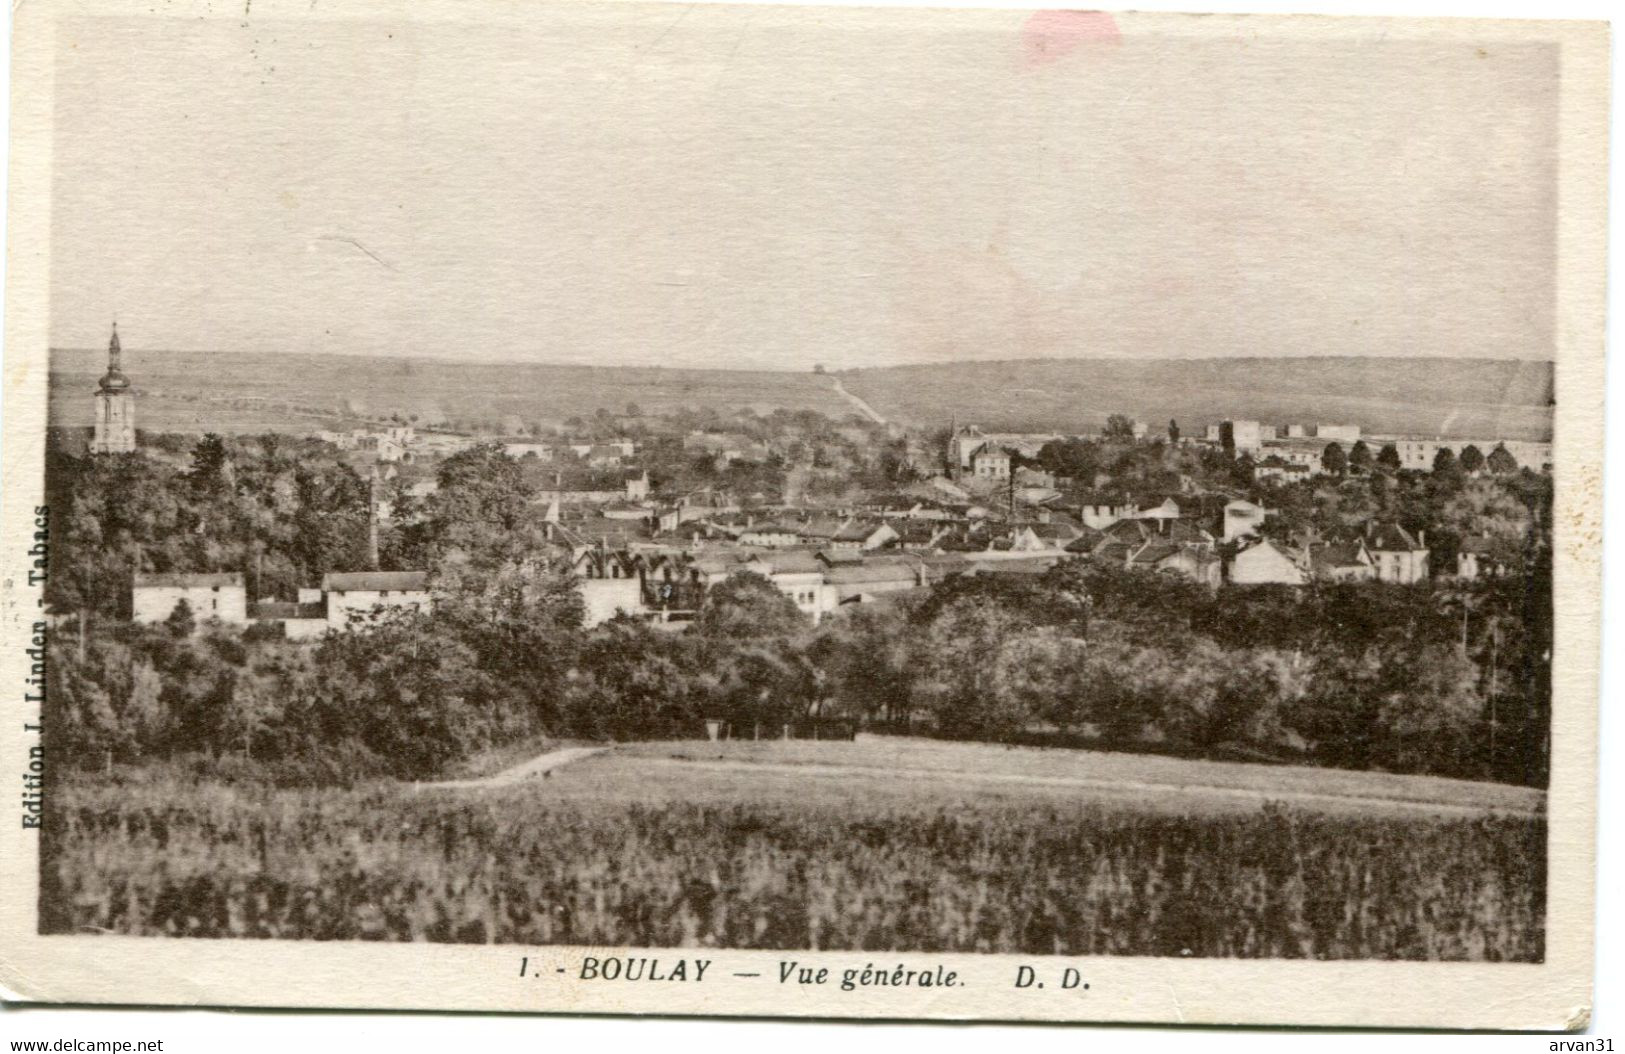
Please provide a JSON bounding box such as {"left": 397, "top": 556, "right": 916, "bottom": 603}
{"left": 49, "top": 6, "right": 1559, "bottom": 369}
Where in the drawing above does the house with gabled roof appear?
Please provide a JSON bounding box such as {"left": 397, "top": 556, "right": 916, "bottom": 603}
{"left": 891, "top": 520, "right": 947, "bottom": 550}
{"left": 1102, "top": 518, "right": 1156, "bottom": 545}
{"left": 1071, "top": 492, "right": 1137, "bottom": 530}
{"left": 1162, "top": 519, "right": 1217, "bottom": 546}
{"left": 1133, "top": 495, "right": 1182, "bottom": 523}
{"left": 1062, "top": 526, "right": 1107, "bottom": 555}
{"left": 1307, "top": 539, "right": 1375, "bottom": 582}
{"left": 321, "top": 570, "right": 432, "bottom": 630}
{"left": 830, "top": 519, "right": 898, "bottom": 551}
{"left": 1228, "top": 537, "right": 1308, "bottom": 586}
{"left": 1366, "top": 523, "right": 1430, "bottom": 583}
{"left": 737, "top": 522, "right": 804, "bottom": 548}
{"left": 1014, "top": 522, "right": 1081, "bottom": 551}
{"left": 1127, "top": 539, "right": 1222, "bottom": 587}
{"left": 934, "top": 524, "right": 999, "bottom": 553}
{"left": 969, "top": 444, "right": 1014, "bottom": 481}
{"left": 795, "top": 516, "right": 848, "bottom": 546}
{"left": 573, "top": 545, "right": 644, "bottom": 581}
{"left": 1090, "top": 538, "right": 1137, "bottom": 566}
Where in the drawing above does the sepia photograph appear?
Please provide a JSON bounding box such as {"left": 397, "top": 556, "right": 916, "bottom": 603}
{"left": 0, "top": 0, "right": 1607, "bottom": 1030}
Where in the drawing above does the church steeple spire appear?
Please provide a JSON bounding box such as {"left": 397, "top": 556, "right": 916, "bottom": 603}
{"left": 91, "top": 321, "right": 136, "bottom": 454}
{"left": 98, "top": 322, "right": 130, "bottom": 393}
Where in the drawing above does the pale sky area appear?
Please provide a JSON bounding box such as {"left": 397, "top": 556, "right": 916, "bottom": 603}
{"left": 49, "top": 6, "right": 1559, "bottom": 370}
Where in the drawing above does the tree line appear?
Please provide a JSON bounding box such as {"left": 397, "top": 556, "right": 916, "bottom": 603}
{"left": 47, "top": 556, "right": 1549, "bottom": 788}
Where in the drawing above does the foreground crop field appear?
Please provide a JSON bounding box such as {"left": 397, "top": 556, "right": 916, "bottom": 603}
{"left": 43, "top": 744, "right": 1544, "bottom": 960}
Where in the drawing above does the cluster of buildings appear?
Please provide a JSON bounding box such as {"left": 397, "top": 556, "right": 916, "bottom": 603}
{"left": 941, "top": 419, "right": 1549, "bottom": 495}
{"left": 554, "top": 485, "right": 1467, "bottom": 630}
{"left": 89, "top": 327, "right": 1528, "bottom": 642}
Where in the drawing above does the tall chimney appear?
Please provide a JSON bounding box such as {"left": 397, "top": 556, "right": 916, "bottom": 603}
{"left": 366, "top": 470, "right": 380, "bottom": 570}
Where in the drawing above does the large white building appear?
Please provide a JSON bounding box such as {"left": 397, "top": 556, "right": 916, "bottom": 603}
{"left": 320, "top": 571, "right": 433, "bottom": 629}
{"left": 579, "top": 577, "right": 646, "bottom": 627}
{"left": 1218, "top": 420, "right": 1267, "bottom": 454}
{"left": 1378, "top": 437, "right": 1551, "bottom": 473}
{"left": 970, "top": 445, "right": 1012, "bottom": 481}
{"left": 132, "top": 572, "right": 248, "bottom": 627}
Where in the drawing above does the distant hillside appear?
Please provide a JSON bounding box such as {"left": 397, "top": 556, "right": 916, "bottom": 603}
{"left": 47, "top": 349, "right": 851, "bottom": 434}
{"left": 839, "top": 357, "right": 1554, "bottom": 441}
{"left": 47, "top": 349, "right": 1553, "bottom": 441}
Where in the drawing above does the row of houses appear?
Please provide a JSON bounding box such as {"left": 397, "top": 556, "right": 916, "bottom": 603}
{"left": 533, "top": 469, "right": 651, "bottom": 505}
{"left": 1229, "top": 525, "right": 1431, "bottom": 586}
{"left": 1204, "top": 421, "right": 1551, "bottom": 476}
{"left": 1204, "top": 420, "right": 1362, "bottom": 452}
{"left": 574, "top": 546, "right": 1063, "bottom": 628}
{"left": 131, "top": 518, "right": 1495, "bottom": 643}
{"left": 1369, "top": 436, "right": 1551, "bottom": 473}
{"left": 570, "top": 519, "right": 1449, "bottom": 631}
{"left": 131, "top": 571, "right": 431, "bottom": 638}
{"left": 317, "top": 425, "right": 640, "bottom": 469}
{"left": 502, "top": 437, "right": 636, "bottom": 467}
{"left": 1053, "top": 513, "right": 1436, "bottom": 586}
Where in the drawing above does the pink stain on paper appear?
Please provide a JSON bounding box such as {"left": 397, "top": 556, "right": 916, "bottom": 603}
{"left": 1021, "top": 10, "right": 1121, "bottom": 67}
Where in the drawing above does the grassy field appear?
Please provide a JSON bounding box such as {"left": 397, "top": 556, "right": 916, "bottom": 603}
{"left": 840, "top": 356, "right": 1554, "bottom": 438}
{"left": 48, "top": 348, "right": 851, "bottom": 432}
{"left": 44, "top": 740, "right": 1544, "bottom": 959}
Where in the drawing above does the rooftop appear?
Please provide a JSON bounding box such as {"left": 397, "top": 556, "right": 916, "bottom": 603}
{"left": 1367, "top": 524, "right": 1426, "bottom": 552}
{"left": 133, "top": 572, "right": 244, "bottom": 589}
{"left": 321, "top": 571, "right": 431, "bottom": 592}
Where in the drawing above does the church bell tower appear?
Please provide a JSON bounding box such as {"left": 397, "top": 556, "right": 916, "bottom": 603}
{"left": 90, "top": 323, "right": 136, "bottom": 454}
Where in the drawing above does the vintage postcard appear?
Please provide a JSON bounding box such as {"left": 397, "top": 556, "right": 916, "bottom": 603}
{"left": 0, "top": 0, "right": 1608, "bottom": 1030}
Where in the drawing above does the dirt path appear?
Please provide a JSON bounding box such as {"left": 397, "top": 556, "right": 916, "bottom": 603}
{"left": 657, "top": 757, "right": 1545, "bottom": 819}
{"left": 417, "top": 746, "right": 609, "bottom": 790}
{"left": 829, "top": 378, "right": 887, "bottom": 425}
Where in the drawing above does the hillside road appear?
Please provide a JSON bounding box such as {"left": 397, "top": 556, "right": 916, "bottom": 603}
{"left": 830, "top": 378, "right": 887, "bottom": 425}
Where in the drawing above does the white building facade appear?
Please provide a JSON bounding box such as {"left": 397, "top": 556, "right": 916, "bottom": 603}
{"left": 321, "top": 571, "right": 433, "bottom": 629}
{"left": 132, "top": 572, "right": 248, "bottom": 627}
